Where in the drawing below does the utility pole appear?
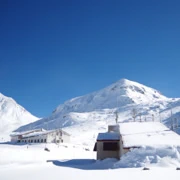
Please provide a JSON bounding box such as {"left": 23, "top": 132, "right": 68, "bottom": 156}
{"left": 177, "top": 118, "right": 179, "bottom": 128}
{"left": 174, "top": 118, "right": 178, "bottom": 130}
{"left": 139, "top": 113, "right": 142, "bottom": 122}
{"left": 152, "top": 114, "right": 154, "bottom": 122}
{"left": 159, "top": 111, "right": 161, "bottom": 123}
{"left": 171, "top": 109, "right": 173, "bottom": 130}
{"left": 132, "top": 108, "right": 137, "bottom": 122}
{"left": 115, "top": 111, "right": 118, "bottom": 124}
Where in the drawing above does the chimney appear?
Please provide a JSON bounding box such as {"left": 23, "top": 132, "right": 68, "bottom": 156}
{"left": 108, "top": 124, "right": 120, "bottom": 133}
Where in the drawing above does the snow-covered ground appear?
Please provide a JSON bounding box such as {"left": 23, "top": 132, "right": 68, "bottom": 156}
{"left": 1, "top": 121, "right": 180, "bottom": 179}
{"left": 1, "top": 79, "right": 180, "bottom": 179}
{"left": 1, "top": 142, "right": 180, "bottom": 180}
{"left": 1, "top": 122, "right": 180, "bottom": 179}
{"left": 2, "top": 163, "right": 180, "bottom": 180}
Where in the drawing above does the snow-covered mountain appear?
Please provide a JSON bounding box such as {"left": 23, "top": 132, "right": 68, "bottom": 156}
{"left": 16, "top": 79, "right": 180, "bottom": 146}
{"left": 0, "top": 93, "right": 38, "bottom": 133}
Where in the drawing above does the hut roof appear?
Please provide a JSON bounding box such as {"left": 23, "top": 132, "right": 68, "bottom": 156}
{"left": 97, "top": 132, "right": 120, "bottom": 141}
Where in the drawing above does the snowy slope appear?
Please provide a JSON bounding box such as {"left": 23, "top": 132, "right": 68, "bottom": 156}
{"left": 16, "top": 79, "right": 180, "bottom": 146}
{"left": 47, "top": 78, "right": 168, "bottom": 114}
{"left": 0, "top": 92, "right": 38, "bottom": 134}
{"left": 2, "top": 78, "right": 180, "bottom": 179}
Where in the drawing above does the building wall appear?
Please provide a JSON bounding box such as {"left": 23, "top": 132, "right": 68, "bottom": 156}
{"left": 97, "top": 141, "right": 120, "bottom": 160}
{"left": 47, "top": 132, "right": 56, "bottom": 143}
{"left": 11, "top": 136, "right": 19, "bottom": 142}
{"left": 11, "top": 129, "right": 70, "bottom": 144}
{"left": 21, "top": 134, "right": 48, "bottom": 143}
{"left": 119, "top": 137, "right": 130, "bottom": 157}
{"left": 47, "top": 131, "right": 70, "bottom": 143}
{"left": 119, "top": 137, "right": 124, "bottom": 157}
{"left": 62, "top": 133, "right": 70, "bottom": 143}
{"left": 96, "top": 138, "right": 130, "bottom": 160}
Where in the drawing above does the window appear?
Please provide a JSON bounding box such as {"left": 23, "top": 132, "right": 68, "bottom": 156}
{"left": 44, "top": 139, "right": 46, "bottom": 143}
{"left": 41, "top": 139, "right": 43, "bottom": 143}
{"left": 31, "top": 140, "right": 33, "bottom": 143}
{"left": 34, "top": 140, "right": 36, "bottom": 143}
{"left": 37, "top": 139, "right": 39, "bottom": 143}
{"left": 103, "top": 142, "right": 119, "bottom": 151}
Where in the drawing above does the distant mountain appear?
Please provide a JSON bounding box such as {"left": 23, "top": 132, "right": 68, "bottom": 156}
{"left": 0, "top": 93, "right": 38, "bottom": 133}
{"left": 16, "top": 79, "right": 180, "bottom": 146}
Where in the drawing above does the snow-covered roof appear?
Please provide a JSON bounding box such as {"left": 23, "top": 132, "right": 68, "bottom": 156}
{"left": 10, "top": 129, "right": 46, "bottom": 137}
{"left": 97, "top": 132, "right": 120, "bottom": 141}
{"left": 11, "top": 128, "right": 70, "bottom": 138}
{"left": 120, "top": 122, "right": 180, "bottom": 148}
{"left": 22, "top": 131, "right": 48, "bottom": 138}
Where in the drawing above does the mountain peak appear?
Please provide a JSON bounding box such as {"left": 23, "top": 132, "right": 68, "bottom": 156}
{"left": 114, "top": 78, "right": 146, "bottom": 88}
{"left": 111, "top": 78, "right": 139, "bottom": 89}
{"left": 51, "top": 79, "right": 168, "bottom": 115}
{"left": 0, "top": 92, "right": 38, "bottom": 133}
{"left": 116, "top": 78, "right": 131, "bottom": 85}
{"left": 16, "top": 79, "right": 180, "bottom": 147}
{"left": 111, "top": 79, "right": 164, "bottom": 97}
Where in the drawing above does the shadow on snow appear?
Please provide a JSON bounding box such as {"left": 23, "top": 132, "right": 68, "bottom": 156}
{"left": 48, "top": 158, "right": 118, "bottom": 170}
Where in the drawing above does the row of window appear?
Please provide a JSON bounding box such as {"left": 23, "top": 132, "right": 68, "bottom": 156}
{"left": 18, "top": 139, "right": 47, "bottom": 143}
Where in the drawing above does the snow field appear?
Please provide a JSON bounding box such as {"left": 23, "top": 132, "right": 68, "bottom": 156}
{"left": 1, "top": 142, "right": 180, "bottom": 180}
{"left": 0, "top": 143, "right": 95, "bottom": 166}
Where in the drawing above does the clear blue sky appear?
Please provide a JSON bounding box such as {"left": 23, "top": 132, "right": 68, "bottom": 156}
{"left": 1, "top": 0, "right": 180, "bottom": 117}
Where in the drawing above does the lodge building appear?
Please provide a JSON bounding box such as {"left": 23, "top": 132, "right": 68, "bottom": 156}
{"left": 10, "top": 128, "right": 70, "bottom": 144}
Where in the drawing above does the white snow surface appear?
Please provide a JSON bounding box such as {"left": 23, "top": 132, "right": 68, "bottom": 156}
{"left": 1, "top": 79, "right": 180, "bottom": 179}
{"left": 0, "top": 93, "right": 38, "bottom": 134}
{"left": 1, "top": 143, "right": 180, "bottom": 180}
{"left": 16, "top": 79, "right": 180, "bottom": 148}
{"left": 120, "top": 122, "right": 180, "bottom": 147}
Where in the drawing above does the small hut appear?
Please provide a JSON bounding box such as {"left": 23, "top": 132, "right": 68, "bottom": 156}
{"left": 94, "top": 122, "right": 180, "bottom": 160}
{"left": 94, "top": 125, "right": 122, "bottom": 160}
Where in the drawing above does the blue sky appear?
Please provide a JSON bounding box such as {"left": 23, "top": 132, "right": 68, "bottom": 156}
{"left": 0, "top": 0, "right": 180, "bottom": 117}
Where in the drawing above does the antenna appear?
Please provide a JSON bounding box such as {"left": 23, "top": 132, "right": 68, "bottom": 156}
{"left": 139, "top": 113, "right": 142, "bottom": 122}
{"left": 159, "top": 110, "right": 161, "bottom": 123}
{"left": 115, "top": 111, "right": 118, "bottom": 124}
{"left": 152, "top": 114, "right": 154, "bottom": 122}
{"left": 177, "top": 118, "right": 179, "bottom": 129}
{"left": 171, "top": 108, "right": 173, "bottom": 130}
{"left": 174, "top": 118, "right": 178, "bottom": 129}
